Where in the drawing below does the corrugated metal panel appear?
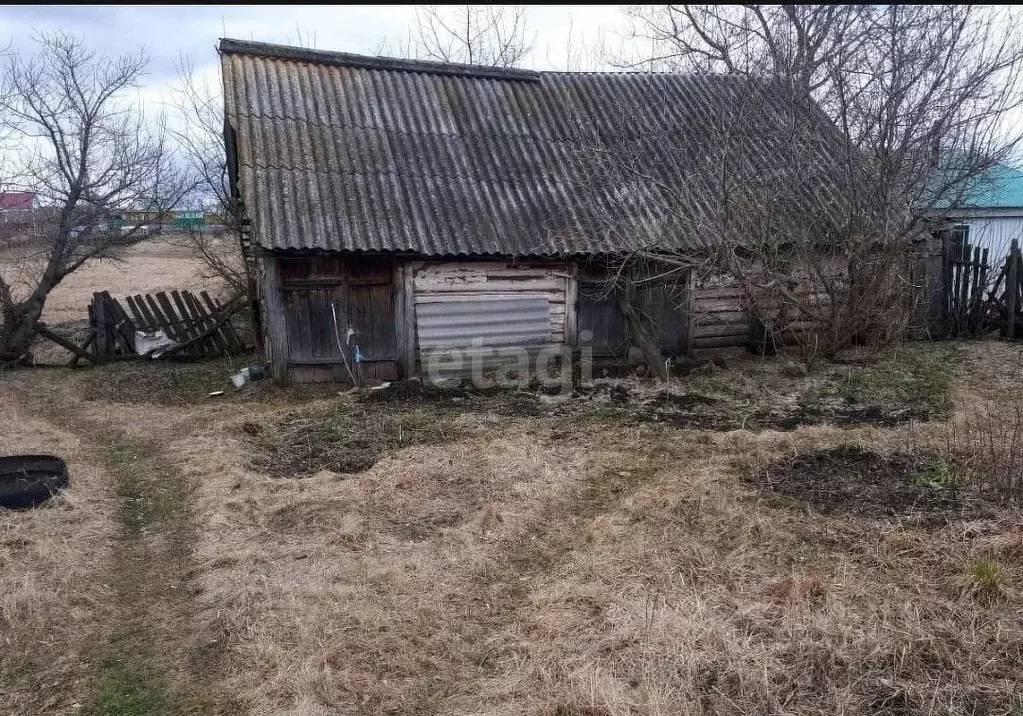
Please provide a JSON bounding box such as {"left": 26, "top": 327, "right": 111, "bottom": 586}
{"left": 415, "top": 296, "right": 551, "bottom": 349}
{"left": 220, "top": 39, "right": 849, "bottom": 258}
{"left": 949, "top": 216, "right": 1023, "bottom": 264}
{"left": 412, "top": 260, "right": 569, "bottom": 371}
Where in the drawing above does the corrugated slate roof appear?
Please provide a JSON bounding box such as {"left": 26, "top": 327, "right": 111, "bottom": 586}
{"left": 220, "top": 38, "right": 845, "bottom": 257}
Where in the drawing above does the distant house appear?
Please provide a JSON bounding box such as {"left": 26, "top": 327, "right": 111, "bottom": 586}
{"left": 219, "top": 39, "right": 857, "bottom": 384}
{"left": 0, "top": 192, "right": 38, "bottom": 221}
{"left": 935, "top": 164, "right": 1023, "bottom": 262}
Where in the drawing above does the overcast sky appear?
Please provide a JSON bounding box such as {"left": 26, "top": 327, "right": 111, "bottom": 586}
{"left": 0, "top": 4, "right": 632, "bottom": 111}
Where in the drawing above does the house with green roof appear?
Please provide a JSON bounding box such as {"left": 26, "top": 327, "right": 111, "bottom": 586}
{"left": 935, "top": 163, "right": 1023, "bottom": 261}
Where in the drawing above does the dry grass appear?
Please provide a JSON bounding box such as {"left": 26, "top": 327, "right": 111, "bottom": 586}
{"left": 165, "top": 344, "right": 1019, "bottom": 714}
{"left": 0, "top": 387, "right": 117, "bottom": 713}
{"left": 0, "top": 237, "right": 213, "bottom": 325}
{"left": 2, "top": 340, "right": 1023, "bottom": 714}
{"left": 177, "top": 414, "right": 1023, "bottom": 715}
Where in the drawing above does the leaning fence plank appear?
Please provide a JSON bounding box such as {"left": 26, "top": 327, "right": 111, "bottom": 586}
{"left": 145, "top": 293, "right": 178, "bottom": 342}
{"left": 91, "top": 294, "right": 110, "bottom": 363}
{"left": 100, "top": 292, "right": 134, "bottom": 355}
{"left": 124, "top": 296, "right": 151, "bottom": 332}
{"left": 969, "top": 246, "right": 983, "bottom": 330}
{"left": 186, "top": 290, "right": 221, "bottom": 356}
{"left": 976, "top": 248, "right": 990, "bottom": 330}
{"left": 209, "top": 293, "right": 246, "bottom": 352}
{"left": 170, "top": 290, "right": 206, "bottom": 356}
{"left": 184, "top": 291, "right": 230, "bottom": 354}
{"left": 160, "top": 299, "right": 244, "bottom": 357}
{"left": 134, "top": 294, "right": 161, "bottom": 336}
{"left": 958, "top": 244, "right": 972, "bottom": 330}
{"left": 201, "top": 291, "right": 244, "bottom": 351}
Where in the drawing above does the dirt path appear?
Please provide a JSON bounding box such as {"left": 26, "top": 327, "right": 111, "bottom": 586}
{"left": 12, "top": 380, "right": 243, "bottom": 715}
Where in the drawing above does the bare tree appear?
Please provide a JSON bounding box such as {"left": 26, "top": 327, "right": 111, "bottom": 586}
{"left": 586, "top": 5, "right": 1023, "bottom": 364}
{"left": 0, "top": 32, "right": 189, "bottom": 363}
{"left": 168, "top": 58, "right": 247, "bottom": 297}
{"left": 412, "top": 5, "right": 534, "bottom": 67}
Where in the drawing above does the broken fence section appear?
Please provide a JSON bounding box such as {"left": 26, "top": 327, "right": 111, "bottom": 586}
{"left": 80, "top": 289, "right": 247, "bottom": 364}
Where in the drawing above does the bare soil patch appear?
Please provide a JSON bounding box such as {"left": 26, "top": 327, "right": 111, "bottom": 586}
{"left": 748, "top": 445, "right": 998, "bottom": 520}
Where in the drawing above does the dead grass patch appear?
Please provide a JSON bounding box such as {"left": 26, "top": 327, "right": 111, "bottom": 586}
{"left": 248, "top": 399, "right": 467, "bottom": 477}
{"left": 0, "top": 389, "right": 117, "bottom": 714}
{"left": 2, "top": 339, "right": 1019, "bottom": 715}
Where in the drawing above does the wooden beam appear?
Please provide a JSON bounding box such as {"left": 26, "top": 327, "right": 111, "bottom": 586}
{"left": 92, "top": 293, "right": 109, "bottom": 364}
{"left": 685, "top": 269, "right": 696, "bottom": 357}
{"left": 564, "top": 264, "right": 578, "bottom": 347}
{"left": 260, "top": 252, "right": 291, "bottom": 383}
{"left": 68, "top": 329, "right": 95, "bottom": 366}
{"left": 37, "top": 323, "right": 98, "bottom": 365}
{"left": 1008, "top": 241, "right": 1019, "bottom": 339}
{"left": 394, "top": 262, "right": 416, "bottom": 378}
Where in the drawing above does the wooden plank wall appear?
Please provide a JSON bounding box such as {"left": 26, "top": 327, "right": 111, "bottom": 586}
{"left": 692, "top": 270, "right": 837, "bottom": 356}
{"left": 690, "top": 279, "right": 752, "bottom": 355}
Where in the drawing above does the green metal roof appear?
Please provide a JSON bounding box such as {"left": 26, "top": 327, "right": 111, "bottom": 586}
{"left": 945, "top": 164, "right": 1023, "bottom": 210}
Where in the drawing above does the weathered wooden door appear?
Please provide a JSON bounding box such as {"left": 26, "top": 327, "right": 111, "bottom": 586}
{"left": 577, "top": 272, "right": 690, "bottom": 358}
{"left": 278, "top": 257, "right": 397, "bottom": 382}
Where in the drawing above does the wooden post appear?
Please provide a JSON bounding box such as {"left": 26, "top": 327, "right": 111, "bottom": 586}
{"left": 941, "top": 230, "right": 953, "bottom": 338}
{"left": 685, "top": 268, "right": 696, "bottom": 357}
{"left": 564, "top": 264, "right": 579, "bottom": 348}
{"left": 260, "top": 252, "right": 291, "bottom": 383}
{"left": 957, "top": 243, "right": 972, "bottom": 328}
{"left": 92, "top": 293, "right": 109, "bottom": 364}
{"left": 392, "top": 261, "right": 416, "bottom": 379}
{"left": 1007, "top": 240, "right": 1018, "bottom": 339}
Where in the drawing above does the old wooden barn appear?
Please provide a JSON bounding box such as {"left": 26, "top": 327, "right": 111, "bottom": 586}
{"left": 219, "top": 39, "right": 851, "bottom": 383}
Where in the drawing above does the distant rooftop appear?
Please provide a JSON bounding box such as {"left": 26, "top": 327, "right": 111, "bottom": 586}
{"left": 948, "top": 164, "right": 1023, "bottom": 211}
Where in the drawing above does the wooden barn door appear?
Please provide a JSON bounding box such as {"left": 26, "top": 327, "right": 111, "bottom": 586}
{"left": 278, "top": 257, "right": 397, "bottom": 382}
{"left": 576, "top": 268, "right": 691, "bottom": 359}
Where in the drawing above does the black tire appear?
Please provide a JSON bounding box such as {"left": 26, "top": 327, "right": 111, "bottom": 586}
{"left": 0, "top": 455, "right": 70, "bottom": 510}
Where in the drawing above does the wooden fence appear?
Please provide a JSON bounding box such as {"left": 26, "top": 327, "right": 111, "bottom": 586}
{"left": 41, "top": 289, "right": 247, "bottom": 365}
{"left": 944, "top": 242, "right": 989, "bottom": 338}
{"left": 942, "top": 238, "right": 1023, "bottom": 339}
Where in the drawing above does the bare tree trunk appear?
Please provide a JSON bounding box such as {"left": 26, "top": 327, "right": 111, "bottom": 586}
{"left": 0, "top": 31, "right": 186, "bottom": 363}
{"left": 0, "top": 295, "right": 46, "bottom": 363}
{"left": 617, "top": 287, "right": 669, "bottom": 381}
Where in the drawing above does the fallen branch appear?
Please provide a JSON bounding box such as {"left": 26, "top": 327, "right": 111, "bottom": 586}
{"left": 68, "top": 330, "right": 96, "bottom": 366}
{"left": 617, "top": 290, "right": 669, "bottom": 381}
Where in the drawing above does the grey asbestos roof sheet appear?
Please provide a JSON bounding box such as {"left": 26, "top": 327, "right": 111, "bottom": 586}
{"left": 221, "top": 38, "right": 844, "bottom": 257}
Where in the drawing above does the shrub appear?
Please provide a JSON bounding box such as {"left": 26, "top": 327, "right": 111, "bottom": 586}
{"left": 943, "top": 398, "right": 1023, "bottom": 503}
{"left": 961, "top": 560, "right": 1009, "bottom": 602}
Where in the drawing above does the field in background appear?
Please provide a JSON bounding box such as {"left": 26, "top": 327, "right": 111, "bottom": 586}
{"left": 2, "top": 341, "right": 1022, "bottom": 715}
{"left": 0, "top": 236, "right": 215, "bottom": 325}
